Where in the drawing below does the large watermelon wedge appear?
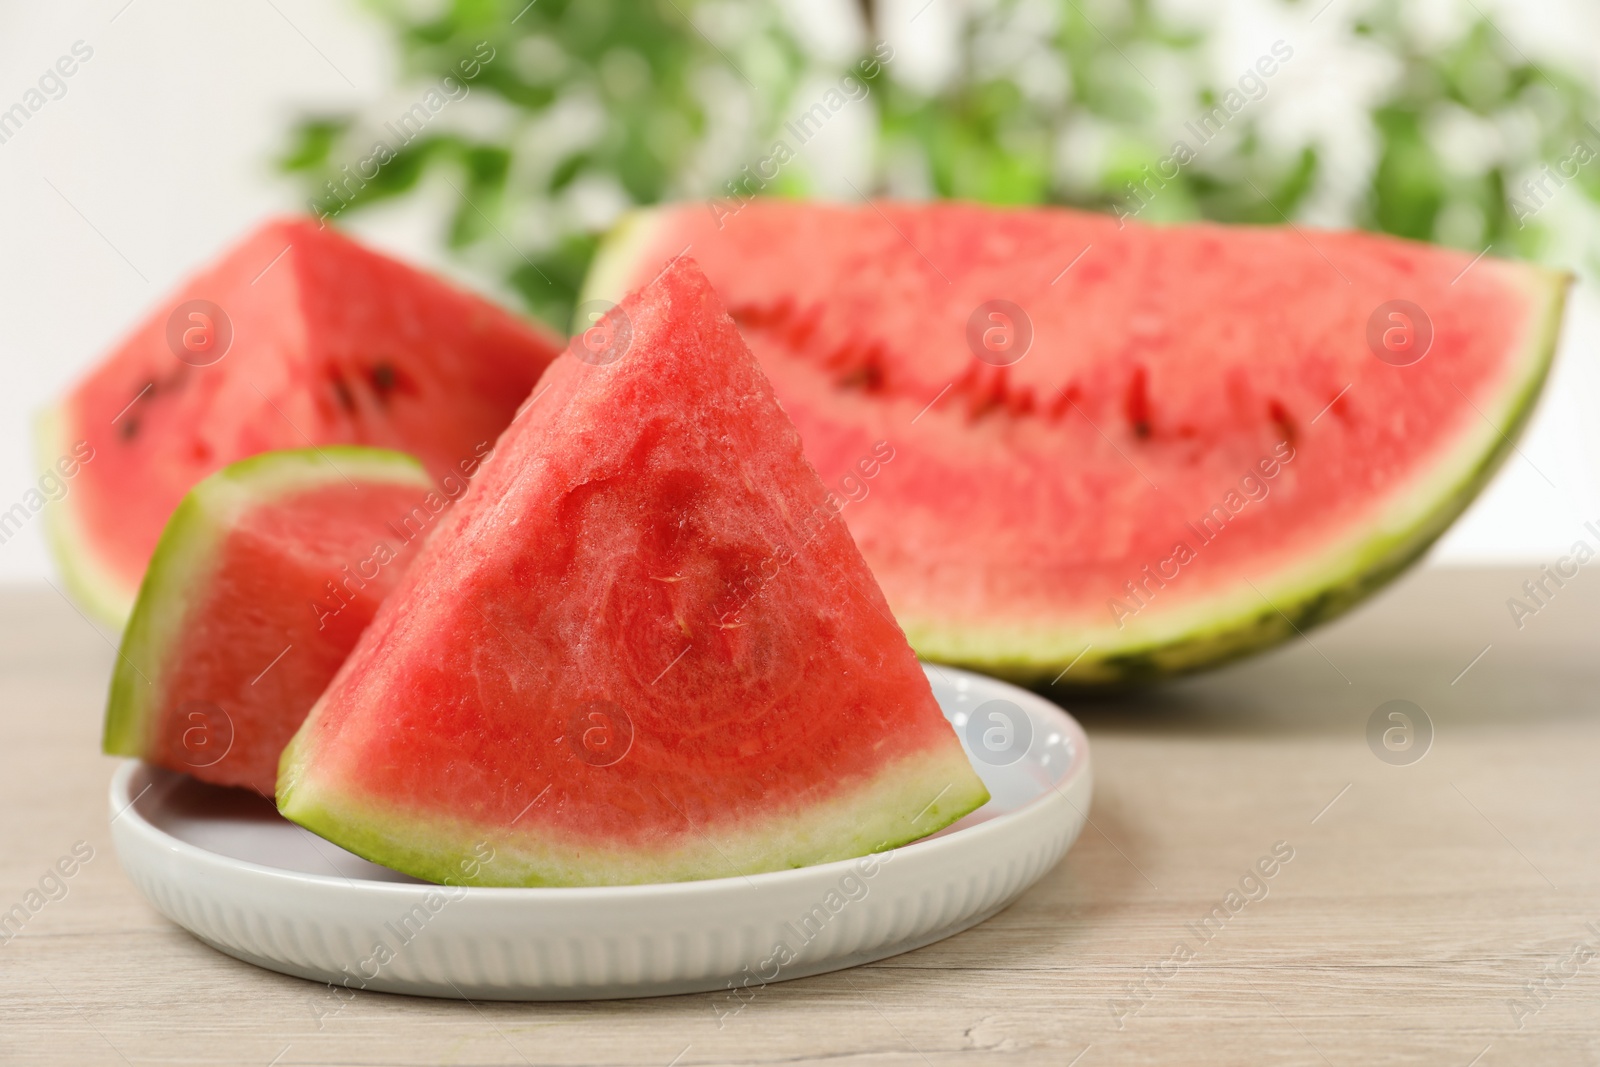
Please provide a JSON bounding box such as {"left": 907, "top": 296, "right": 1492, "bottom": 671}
{"left": 104, "top": 448, "right": 438, "bottom": 797}
{"left": 43, "top": 218, "right": 560, "bottom": 627}
{"left": 583, "top": 201, "right": 1570, "bottom": 684}
{"left": 278, "top": 259, "right": 990, "bottom": 887}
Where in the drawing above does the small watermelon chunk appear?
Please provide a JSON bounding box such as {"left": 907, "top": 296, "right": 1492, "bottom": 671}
{"left": 278, "top": 259, "right": 990, "bottom": 887}
{"left": 585, "top": 200, "right": 1570, "bottom": 684}
{"left": 45, "top": 218, "right": 561, "bottom": 627}
{"left": 104, "top": 448, "right": 437, "bottom": 796}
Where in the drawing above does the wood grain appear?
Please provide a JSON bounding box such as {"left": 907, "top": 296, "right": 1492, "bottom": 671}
{"left": 2, "top": 565, "right": 1598, "bottom": 1066}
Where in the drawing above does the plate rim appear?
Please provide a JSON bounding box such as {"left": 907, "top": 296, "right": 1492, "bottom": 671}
{"left": 109, "top": 664, "right": 1091, "bottom": 900}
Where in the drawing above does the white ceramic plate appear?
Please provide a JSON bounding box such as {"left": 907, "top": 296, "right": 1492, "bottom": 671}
{"left": 108, "top": 665, "right": 1091, "bottom": 1001}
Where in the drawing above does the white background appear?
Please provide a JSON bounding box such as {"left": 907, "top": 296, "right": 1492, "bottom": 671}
{"left": 1, "top": 0, "right": 1597, "bottom": 585}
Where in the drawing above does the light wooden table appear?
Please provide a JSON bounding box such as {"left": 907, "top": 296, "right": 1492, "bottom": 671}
{"left": 3, "top": 565, "right": 1599, "bottom": 1066}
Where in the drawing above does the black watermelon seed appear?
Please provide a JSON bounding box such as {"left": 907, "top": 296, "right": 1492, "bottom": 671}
{"left": 371, "top": 362, "right": 398, "bottom": 395}
{"left": 332, "top": 376, "right": 356, "bottom": 414}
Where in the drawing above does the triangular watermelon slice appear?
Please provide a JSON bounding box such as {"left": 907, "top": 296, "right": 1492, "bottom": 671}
{"left": 104, "top": 448, "right": 437, "bottom": 796}
{"left": 584, "top": 200, "right": 1570, "bottom": 684}
{"left": 43, "top": 218, "right": 561, "bottom": 627}
{"left": 278, "top": 260, "right": 990, "bottom": 886}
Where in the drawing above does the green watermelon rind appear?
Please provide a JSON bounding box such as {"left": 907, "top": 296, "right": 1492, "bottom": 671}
{"left": 102, "top": 447, "right": 432, "bottom": 760}
{"left": 585, "top": 213, "right": 1570, "bottom": 686}
{"left": 277, "top": 737, "right": 989, "bottom": 887}
{"left": 35, "top": 405, "right": 136, "bottom": 628}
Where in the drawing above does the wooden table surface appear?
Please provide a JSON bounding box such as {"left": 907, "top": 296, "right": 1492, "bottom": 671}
{"left": 3, "top": 564, "right": 1599, "bottom": 1065}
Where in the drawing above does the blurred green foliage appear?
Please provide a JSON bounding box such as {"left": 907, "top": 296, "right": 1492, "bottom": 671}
{"left": 281, "top": 0, "right": 1600, "bottom": 330}
{"left": 1353, "top": 9, "right": 1600, "bottom": 262}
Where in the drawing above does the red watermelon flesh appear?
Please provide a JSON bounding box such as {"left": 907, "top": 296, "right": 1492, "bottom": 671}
{"left": 104, "top": 448, "right": 438, "bottom": 796}
{"left": 45, "top": 217, "right": 561, "bottom": 626}
{"left": 585, "top": 201, "right": 1569, "bottom": 683}
{"left": 277, "top": 259, "right": 989, "bottom": 887}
